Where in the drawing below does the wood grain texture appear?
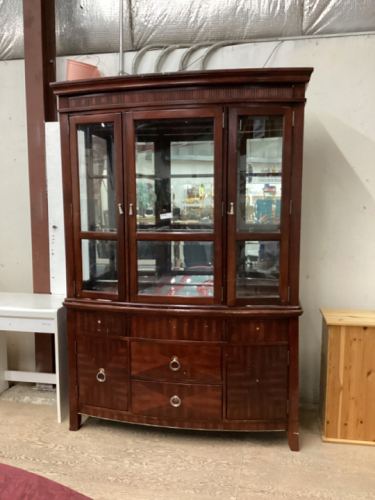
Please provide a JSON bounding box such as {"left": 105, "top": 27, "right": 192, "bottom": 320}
{"left": 227, "top": 319, "right": 288, "bottom": 343}
{"left": 319, "top": 318, "right": 329, "bottom": 432}
{"left": 131, "top": 380, "right": 222, "bottom": 421}
{"left": 288, "top": 316, "right": 299, "bottom": 452}
{"left": 76, "top": 335, "right": 128, "bottom": 411}
{"left": 321, "top": 309, "right": 375, "bottom": 327}
{"left": 288, "top": 103, "right": 305, "bottom": 306}
{"left": 226, "top": 345, "right": 288, "bottom": 421}
{"left": 130, "top": 315, "right": 223, "bottom": 341}
{"left": 51, "top": 68, "right": 313, "bottom": 98}
{"left": 323, "top": 324, "right": 375, "bottom": 443}
{"left": 78, "top": 403, "right": 287, "bottom": 431}
{"left": 75, "top": 310, "right": 127, "bottom": 337}
{"left": 66, "top": 86, "right": 296, "bottom": 111}
{"left": 65, "top": 299, "right": 303, "bottom": 318}
{"left": 131, "top": 341, "right": 222, "bottom": 382}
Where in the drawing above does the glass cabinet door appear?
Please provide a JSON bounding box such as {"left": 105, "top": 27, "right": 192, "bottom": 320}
{"left": 227, "top": 107, "right": 293, "bottom": 306}
{"left": 70, "top": 114, "right": 124, "bottom": 299}
{"left": 126, "top": 109, "right": 223, "bottom": 305}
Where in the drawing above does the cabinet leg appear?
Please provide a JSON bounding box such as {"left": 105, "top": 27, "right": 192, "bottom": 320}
{"left": 69, "top": 412, "right": 81, "bottom": 431}
{"left": 288, "top": 317, "right": 299, "bottom": 451}
{"left": 288, "top": 426, "right": 299, "bottom": 451}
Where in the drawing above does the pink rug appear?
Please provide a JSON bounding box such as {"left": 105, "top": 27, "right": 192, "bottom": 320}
{"left": 0, "top": 463, "right": 92, "bottom": 500}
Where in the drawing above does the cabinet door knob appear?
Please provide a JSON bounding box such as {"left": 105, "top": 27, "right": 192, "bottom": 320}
{"left": 129, "top": 204, "right": 134, "bottom": 215}
{"left": 169, "top": 356, "right": 181, "bottom": 371}
{"left": 227, "top": 202, "right": 234, "bottom": 215}
{"left": 118, "top": 203, "right": 124, "bottom": 215}
{"left": 170, "top": 395, "right": 181, "bottom": 407}
{"left": 96, "top": 368, "right": 106, "bottom": 383}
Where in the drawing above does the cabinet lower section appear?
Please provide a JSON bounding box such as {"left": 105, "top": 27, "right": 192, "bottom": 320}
{"left": 67, "top": 304, "right": 300, "bottom": 451}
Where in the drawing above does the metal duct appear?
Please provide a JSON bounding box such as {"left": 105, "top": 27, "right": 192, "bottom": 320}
{"left": 0, "top": 0, "right": 374, "bottom": 61}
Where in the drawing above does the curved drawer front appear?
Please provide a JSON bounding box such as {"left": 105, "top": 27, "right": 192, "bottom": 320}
{"left": 130, "top": 316, "right": 222, "bottom": 341}
{"left": 131, "top": 341, "right": 222, "bottom": 382}
{"left": 227, "top": 319, "right": 288, "bottom": 343}
{"left": 75, "top": 310, "right": 127, "bottom": 337}
{"left": 131, "top": 380, "right": 222, "bottom": 421}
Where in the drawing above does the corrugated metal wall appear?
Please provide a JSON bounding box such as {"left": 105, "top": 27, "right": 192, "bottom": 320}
{"left": 1, "top": 0, "right": 374, "bottom": 60}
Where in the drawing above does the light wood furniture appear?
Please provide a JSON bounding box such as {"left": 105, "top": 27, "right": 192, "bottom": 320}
{"left": 0, "top": 293, "right": 69, "bottom": 423}
{"left": 320, "top": 308, "right": 375, "bottom": 445}
{"left": 51, "top": 68, "right": 313, "bottom": 450}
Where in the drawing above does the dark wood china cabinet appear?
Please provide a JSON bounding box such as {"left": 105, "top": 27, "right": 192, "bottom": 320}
{"left": 52, "top": 68, "right": 313, "bottom": 451}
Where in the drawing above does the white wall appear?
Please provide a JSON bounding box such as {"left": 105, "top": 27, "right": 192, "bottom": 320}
{"left": 0, "top": 60, "right": 35, "bottom": 371}
{"left": 1, "top": 34, "right": 374, "bottom": 402}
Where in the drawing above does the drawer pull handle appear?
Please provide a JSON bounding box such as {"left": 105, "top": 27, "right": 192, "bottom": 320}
{"left": 169, "top": 356, "right": 181, "bottom": 372}
{"left": 96, "top": 368, "right": 106, "bottom": 383}
{"left": 170, "top": 395, "right": 181, "bottom": 407}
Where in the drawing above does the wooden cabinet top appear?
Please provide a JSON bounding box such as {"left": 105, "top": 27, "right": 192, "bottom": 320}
{"left": 51, "top": 67, "right": 313, "bottom": 98}
{"left": 321, "top": 308, "right": 375, "bottom": 327}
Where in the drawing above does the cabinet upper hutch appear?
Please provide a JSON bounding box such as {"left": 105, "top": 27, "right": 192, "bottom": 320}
{"left": 52, "top": 67, "right": 313, "bottom": 451}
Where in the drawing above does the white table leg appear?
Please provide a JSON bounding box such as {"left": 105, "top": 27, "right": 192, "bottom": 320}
{"left": 0, "top": 331, "right": 9, "bottom": 393}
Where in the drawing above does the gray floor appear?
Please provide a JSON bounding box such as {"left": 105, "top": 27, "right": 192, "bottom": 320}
{"left": 0, "top": 382, "right": 57, "bottom": 406}
{"left": 0, "top": 400, "right": 374, "bottom": 500}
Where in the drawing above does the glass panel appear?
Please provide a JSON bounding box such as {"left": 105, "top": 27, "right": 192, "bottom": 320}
{"left": 236, "top": 241, "right": 280, "bottom": 298}
{"left": 78, "top": 122, "right": 116, "bottom": 232}
{"left": 135, "top": 118, "right": 214, "bottom": 233}
{"left": 137, "top": 241, "right": 214, "bottom": 297}
{"left": 82, "top": 239, "right": 118, "bottom": 293}
{"left": 237, "top": 116, "right": 283, "bottom": 233}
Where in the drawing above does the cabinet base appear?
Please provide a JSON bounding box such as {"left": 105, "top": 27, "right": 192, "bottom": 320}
{"left": 75, "top": 403, "right": 288, "bottom": 432}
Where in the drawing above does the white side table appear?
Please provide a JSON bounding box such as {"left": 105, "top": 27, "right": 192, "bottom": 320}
{"left": 0, "top": 293, "right": 68, "bottom": 423}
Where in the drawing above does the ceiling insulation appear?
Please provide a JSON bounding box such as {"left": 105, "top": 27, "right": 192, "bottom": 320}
{"left": 0, "top": 0, "right": 374, "bottom": 60}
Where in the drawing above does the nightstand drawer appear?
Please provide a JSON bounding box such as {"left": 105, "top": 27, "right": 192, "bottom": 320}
{"left": 75, "top": 310, "right": 127, "bottom": 337}
{"left": 131, "top": 341, "right": 222, "bottom": 382}
{"left": 131, "top": 380, "right": 222, "bottom": 421}
{"left": 130, "top": 316, "right": 222, "bottom": 341}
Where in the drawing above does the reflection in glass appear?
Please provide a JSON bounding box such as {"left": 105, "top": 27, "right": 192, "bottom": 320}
{"left": 237, "top": 116, "right": 283, "bottom": 233}
{"left": 135, "top": 118, "right": 214, "bottom": 233}
{"left": 236, "top": 241, "right": 279, "bottom": 298}
{"left": 78, "top": 123, "right": 116, "bottom": 232}
{"left": 82, "top": 239, "right": 118, "bottom": 293}
{"left": 137, "top": 241, "right": 214, "bottom": 297}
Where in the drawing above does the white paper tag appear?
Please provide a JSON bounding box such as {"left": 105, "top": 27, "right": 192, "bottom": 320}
{"left": 160, "top": 212, "right": 172, "bottom": 220}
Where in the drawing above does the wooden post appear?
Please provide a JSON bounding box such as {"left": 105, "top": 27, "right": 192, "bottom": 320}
{"left": 23, "top": 0, "right": 56, "bottom": 374}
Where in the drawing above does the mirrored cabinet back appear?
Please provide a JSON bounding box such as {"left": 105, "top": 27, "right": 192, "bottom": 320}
{"left": 51, "top": 67, "right": 313, "bottom": 451}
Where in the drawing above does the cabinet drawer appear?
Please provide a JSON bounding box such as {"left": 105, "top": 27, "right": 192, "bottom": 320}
{"left": 131, "top": 380, "right": 222, "bottom": 421}
{"left": 75, "top": 310, "right": 127, "bottom": 337}
{"left": 131, "top": 341, "right": 222, "bottom": 382}
{"left": 76, "top": 335, "right": 128, "bottom": 411}
{"left": 130, "top": 316, "right": 222, "bottom": 341}
{"left": 227, "top": 319, "right": 288, "bottom": 343}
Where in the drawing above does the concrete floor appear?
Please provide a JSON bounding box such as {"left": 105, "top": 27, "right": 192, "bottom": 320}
{"left": 0, "top": 401, "right": 374, "bottom": 500}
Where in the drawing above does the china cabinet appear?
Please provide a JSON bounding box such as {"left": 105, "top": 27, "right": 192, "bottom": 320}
{"left": 52, "top": 67, "right": 313, "bottom": 451}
